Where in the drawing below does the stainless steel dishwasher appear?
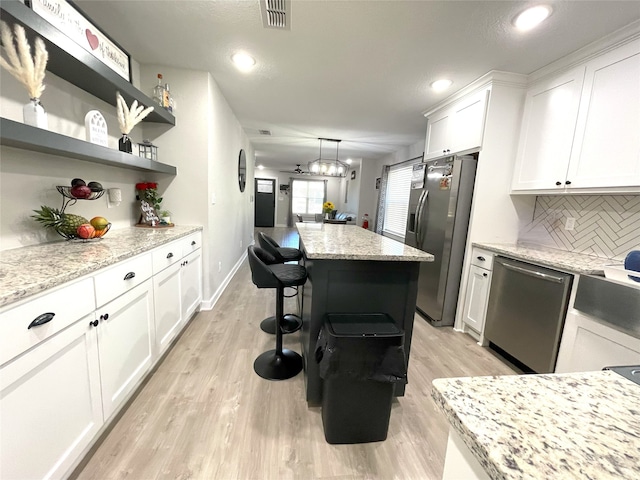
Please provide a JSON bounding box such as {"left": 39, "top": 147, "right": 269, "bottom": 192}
{"left": 484, "top": 256, "right": 573, "bottom": 373}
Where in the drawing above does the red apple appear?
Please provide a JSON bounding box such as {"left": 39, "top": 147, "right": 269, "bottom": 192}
{"left": 77, "top": 224, "right": 95, "bottom": 239}
{"left": 70, "top": 185, "right": 92, "bottom": 199}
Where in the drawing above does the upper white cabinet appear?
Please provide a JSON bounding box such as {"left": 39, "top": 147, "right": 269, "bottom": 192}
{"left": 424, "top": 89, "right": 489, "bottom": 160}
{"left": 512, "top": 38, "right": 640, "bottom": 193}
{"left": 511, "top": 67, "right": 585, "bottom": 191}
{"left": 568, "top": 40, "right": 640, "bottom": 189}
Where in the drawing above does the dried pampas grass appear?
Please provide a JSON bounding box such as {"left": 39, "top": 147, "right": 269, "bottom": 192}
{"left": 116, "top": 92, "right": 154, "bottom": 134}
{"left": 0, "top": 20, "right": 48, "bottom": 99}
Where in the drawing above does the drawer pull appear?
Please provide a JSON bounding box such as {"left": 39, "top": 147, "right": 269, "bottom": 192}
{"left": 100, "top": 313, "right": 109, "bottom": 321}
{"left": 124, "top": 272, "right": 136, "bottom": 280}
{"left": 28, "top": 312, "right": 55, "bottom": 329}
{"left": 191, "top": 240, "right": 196, "bottom": 246}
{"left": 90, "top": 320, "right": 99, "bottom": 327}
{"left": 483, "top": 273, "right": 488, "bottom": 277}
{"left": 477, "top": 256, "right": 485, "bottom": 261}
{"left": 167, "top": 252, "right": 174, "bottom": 259}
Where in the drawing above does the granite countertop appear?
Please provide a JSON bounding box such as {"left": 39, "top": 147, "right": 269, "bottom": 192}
{"left": 296, "top": 223, "right": 434, "bottom": 262}
{"left": 432, "top": 370, "right": 640, "bottom": 480}
{"left": 0, "top": 225, "right": 202, "bottom": 309}
{"left": 474, "top": 242, "right": 611, "bottom": 275}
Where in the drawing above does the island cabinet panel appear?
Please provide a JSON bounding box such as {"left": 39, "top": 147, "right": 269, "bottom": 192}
{"left": 300, "top": 255, "right": 420, "bottom": 404}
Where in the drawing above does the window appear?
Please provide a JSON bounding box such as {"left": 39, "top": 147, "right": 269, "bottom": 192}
{"left": 382, "top": 164, "right": 413, "bottom": 240}
{"left": 291, "top": 179, "right": 325, "bottom": 214}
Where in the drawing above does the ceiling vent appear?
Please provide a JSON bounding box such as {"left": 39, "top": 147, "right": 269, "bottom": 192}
{"left": 258, "top": 129, "right": 272, "bottom": 136}
{"left": 260, "top": 0, "right": 290, "bottom": 30}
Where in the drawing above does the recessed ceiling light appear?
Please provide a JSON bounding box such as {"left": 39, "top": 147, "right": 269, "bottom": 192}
{"left": 346, "top": 159, "right": 352, "bottom": 164}
{"left": 231, "top": 52, "right": 256, "bottom": 72}
{"left": 514, "top": 5, "right": 552, "bottom": 31}
{"left": 431, "top": 79, "right": 453, "bottom": 92}
{"left": 257, "top": 164, "right": 265, "bottom": 170}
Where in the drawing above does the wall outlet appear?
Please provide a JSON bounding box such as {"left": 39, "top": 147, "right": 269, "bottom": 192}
{"left": 218, "top": 261, "right": 222, "bottom": 272}
{"left": 565, "top": 217, "right": 576, "bottom": 231}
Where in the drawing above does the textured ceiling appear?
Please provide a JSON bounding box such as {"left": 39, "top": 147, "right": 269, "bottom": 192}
{"left": 75, "top": 1, "right": 640, "bottom": 171}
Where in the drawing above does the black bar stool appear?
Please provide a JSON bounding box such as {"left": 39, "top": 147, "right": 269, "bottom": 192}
{"left": 247, "top": 246, "right": 307, "bottom": 380}
{"left": 257, "top": 232, "right": 303, "bottom": 335}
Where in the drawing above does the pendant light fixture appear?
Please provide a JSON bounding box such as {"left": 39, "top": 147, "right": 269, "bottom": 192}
{"left": 308, "top": 138, "right": 348, "bottom": 177}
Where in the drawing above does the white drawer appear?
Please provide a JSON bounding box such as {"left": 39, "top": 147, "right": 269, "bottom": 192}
{"left": 152, "top": 240, "right": 182, "bottom": 274}
{"left": 471, "top": 248, "right": 495, "bottom": 269}
{"left": 94, "top": 253, "right": 152, "bottom": 307}
{"left": 0, "top": 278, "right": 95, "bottom": 366}
{"left": 181, "top": 232, "right": 202, "bottom": 258}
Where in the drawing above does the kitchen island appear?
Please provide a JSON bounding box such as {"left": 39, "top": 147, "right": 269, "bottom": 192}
{"left": 432, "top": 370, "right": 640, "bottom": 480}
{"left": 296, "top": 223, "right": 434, "bottom": 403}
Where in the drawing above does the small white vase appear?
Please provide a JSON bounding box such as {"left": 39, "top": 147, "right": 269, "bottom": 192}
{"left": 23, "top": 98, "right": 48, "bottom": 129}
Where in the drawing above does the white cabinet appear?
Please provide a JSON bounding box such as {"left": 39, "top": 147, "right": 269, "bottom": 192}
{"left": 0, "top": 314, "right": 102, "bottom": 480}
{"left": 181, "top": 248, "right": 203, "bottom": 321}
{"left": 461, "top": 248, "right": 494, "bottom": 342}
{"left": 0, "top": 229, "right": 203, "bottom": 479}
{"left": 152, "top": 232, "right": 202, "bottom": 356}
{"left": 568, "top": 40, "right": 640, "bottom": 189}
{"left": 153, "top": 261, "right": 182, "bottom": 356}
{"left": 96, "top": 279, "right": 155, "bottom": 420}
{"left": 511, "top": 67, "right": 585, "bottom": 191}
{"left": 424, "top": 89, "right": 489, "bottom": 160}
{"left": 512, "top": 38, "right": 640, "bottom": 193}
{"left": 555, "top": 309, "right": 640, "bottom": 373}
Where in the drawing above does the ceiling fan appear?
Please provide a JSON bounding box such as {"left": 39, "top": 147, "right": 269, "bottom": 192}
{"left": 280, "top": 164, "right": 311, "bottom": 175}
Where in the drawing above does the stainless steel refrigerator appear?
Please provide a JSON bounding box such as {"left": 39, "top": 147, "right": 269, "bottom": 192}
{"left": 405, "top": 155, "right": 477, "bottom": 326}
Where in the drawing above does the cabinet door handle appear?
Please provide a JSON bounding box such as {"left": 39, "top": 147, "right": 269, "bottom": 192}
{"left": 483, "top": 273, "right": 488, "bottom": 277}
{"left": 124, "top": 272, "right": 136, "bottom": 280}
{"left": 90, "top": 320, "right": 99, "bottom": 327}
{"left": 477, "top": 256, "right": 485, "bottom": 261}
{"left": 555, "top": 181, "right": 562, "bottom": 186}
{"left": 185, "top": 260, "right": 189, "bottom": 265}
{"left": 100, "top": 313, "right": 109, "bottom": 321}
{"left": 28, "top": 312, "right": 55, "bottom": 329}
{"left": 167, "top": 252, "right": 174, "bottom": 259}
{"left": 191, "top": 240, "right": 196, "bottom": 246}
{"left": 565, "top": 180, "right": 572, "bottom": 185}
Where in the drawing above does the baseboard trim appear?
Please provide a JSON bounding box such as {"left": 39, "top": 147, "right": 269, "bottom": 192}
{"left": 199, "top": 250, "right": 247, "bottom": 311}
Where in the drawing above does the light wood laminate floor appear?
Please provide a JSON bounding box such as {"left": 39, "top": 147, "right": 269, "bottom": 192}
{"left": 75, "top": 227, "right": 516, "bottom": 480}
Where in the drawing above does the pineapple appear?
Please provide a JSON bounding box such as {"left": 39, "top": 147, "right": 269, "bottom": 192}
{"left": 32, "top": 206, "right": 89, "bottom": 238}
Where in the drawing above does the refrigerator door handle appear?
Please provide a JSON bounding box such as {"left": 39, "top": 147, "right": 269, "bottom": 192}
{"left": 416, "top": 190, "right": 428, "bottom": 246}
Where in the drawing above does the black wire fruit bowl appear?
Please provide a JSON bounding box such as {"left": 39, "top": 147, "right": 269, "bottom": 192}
{"left": 56, "top": 222, "right": 112, "bottom": 241}
{"left": 56, "top": 185, "right": 105, "bottom": 211}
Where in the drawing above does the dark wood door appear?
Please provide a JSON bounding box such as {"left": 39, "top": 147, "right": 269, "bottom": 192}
{"left": 254, "top": 178, "right": 276, "bottom": 227}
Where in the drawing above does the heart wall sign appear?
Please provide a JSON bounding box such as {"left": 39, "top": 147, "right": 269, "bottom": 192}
{"left": 85, "top": 29, "right": 100, "bottom": 51}
{"left": 29, "top": 0, "right": 131, "bottom": 81}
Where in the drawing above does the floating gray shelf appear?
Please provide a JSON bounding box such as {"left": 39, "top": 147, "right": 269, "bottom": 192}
{"left": 0, "top": 1, "right": 175, "bottom": 126}
{"left": 0, "top": 118, "right": 177, "bottom": 175}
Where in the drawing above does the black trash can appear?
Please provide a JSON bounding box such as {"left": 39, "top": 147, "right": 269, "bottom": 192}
{"left": 315, "top": 313, "right": 407, "bottom": 444}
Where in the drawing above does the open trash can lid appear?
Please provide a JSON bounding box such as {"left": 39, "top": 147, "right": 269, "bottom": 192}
{"left": 324, "top": 313, "right": 402, "bottom": 337}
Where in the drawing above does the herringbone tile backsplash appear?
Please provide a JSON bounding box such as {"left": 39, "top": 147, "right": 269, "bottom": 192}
{"left": 519, "top": 195, "right": 640, "bottom": 260}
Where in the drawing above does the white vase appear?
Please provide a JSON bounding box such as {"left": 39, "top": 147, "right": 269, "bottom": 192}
{"left": 23, "top": 98, "right": 48, "bottom": 129}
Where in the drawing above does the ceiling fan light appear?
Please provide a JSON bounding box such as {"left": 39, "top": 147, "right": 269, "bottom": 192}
{"left": 514, "top": 5, "right": 552, "bottom": 31}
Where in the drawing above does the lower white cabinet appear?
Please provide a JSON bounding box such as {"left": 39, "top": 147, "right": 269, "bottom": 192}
{"left": 153, "top": 262, "right": 182, "bottom": 356}
{"left": 96, "top": 279, "right": 155, "bottom": 420}
{"left": 0, "top": 314, "right": 103, "bottom": 480}
{"left": 461, "top": 248, "right": 494, "bottom": 340}
{"left": 462, "top": 265, "right": 492, "bottom": 334}
{"left": 0, "top": 231, "right": 203, "bottom": 479}
{"left": 555, "top": 309, "right": 640, "bottom": 373}
{"left": 181, "top": 248, "right": 202, "bottom": 321}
